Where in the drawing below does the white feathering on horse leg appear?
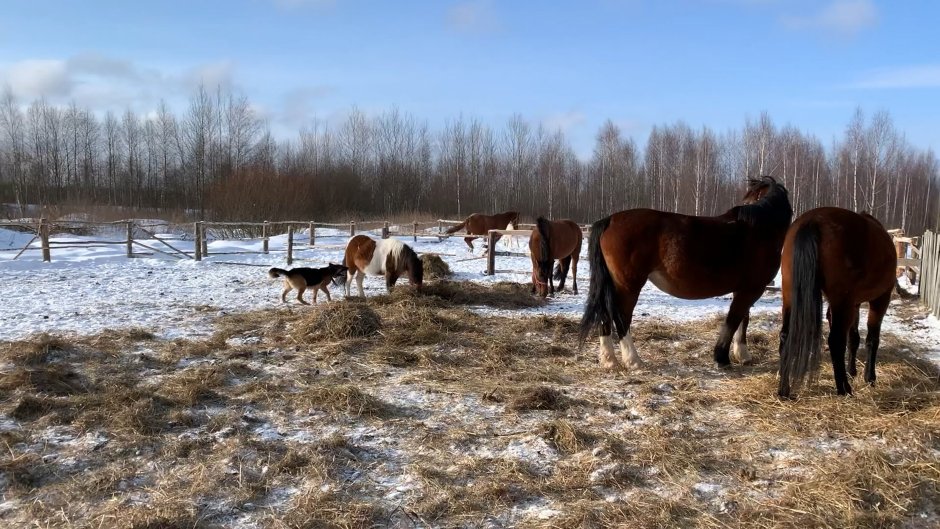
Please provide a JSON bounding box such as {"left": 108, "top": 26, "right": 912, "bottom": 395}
{"left": 599, "top": 335, "right": 620, "bottom": 370}
{"left": 619, "top": 332, "right": 645, "bottom": 371}
{"left": 731, "top": 323, "right": 752, "bottom": 364}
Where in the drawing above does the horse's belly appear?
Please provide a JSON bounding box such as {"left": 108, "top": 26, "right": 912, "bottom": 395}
{"left": 364, "top": 259, "right": 385, "bottom": 276}
{"left": 649, "top": 270, "right": 728, "bottom": 300}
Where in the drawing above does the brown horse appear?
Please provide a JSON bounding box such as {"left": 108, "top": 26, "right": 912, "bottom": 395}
{"left": 446, "top": 211, "right": 520, "bottom": 252}
{"left": 343, "top": 235, "right": 423, "bottom": 296}
{"left": 529, "top": 217, "right": 583, "bottom": 297}
{"left": 579, "top": 176, "right": 792, "bottom": 372}
{"left": 777, "top": 208, "right": 896, "bottom": 398}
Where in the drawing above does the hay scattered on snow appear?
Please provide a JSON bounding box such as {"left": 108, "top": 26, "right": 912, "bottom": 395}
{"left": 292, "top": 301, "right": 382, "bottom": 341}
{"left": 421, "top": 253, "right": 452, "bottom": 279}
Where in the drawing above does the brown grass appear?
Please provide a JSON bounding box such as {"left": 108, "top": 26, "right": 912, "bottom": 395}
{"left": 420, "top": 253, "right": 452, "bottom": 279}
{"left": 0, "top": 286, "right": 937, "bottom": 529}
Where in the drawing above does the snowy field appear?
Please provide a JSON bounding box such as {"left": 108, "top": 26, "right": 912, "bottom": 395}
{"left": 1, "top": 223, "right": 938, "bottom": 365}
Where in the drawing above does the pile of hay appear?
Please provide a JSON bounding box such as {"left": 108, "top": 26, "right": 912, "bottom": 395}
{"left": 291, "top": 301, "right": 382, "bottom": 342}
{"left": 420, "top": 254, "right": 452, "bottom": 279}
{"left": 420, "top": 280, "right": 544, "bottom": 309}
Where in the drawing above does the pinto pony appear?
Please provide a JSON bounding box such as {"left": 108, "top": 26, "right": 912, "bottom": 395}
{"left": 579, "top": 176, "right": 792, "bottom": 372}
{"left": 529, "top": 217, "right": 583, "bottom": 297}
{"left": 446, "top": 211, "right": 520, "bottom": 252}
{"left": 777, "top": 208, "right": 897, "bottom": 398}
{"left": 343, "top": 235, "right": 423, "bottom": 297}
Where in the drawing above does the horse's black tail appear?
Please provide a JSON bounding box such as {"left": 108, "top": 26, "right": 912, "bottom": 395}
{"left": 536, "top": 217, "right": 553, "bottom": 282}
{"left": 445, "top": 218, "right": 469, "bottom": 234}
{"left": 579, "top": 216, "right": 622, "bottom": 347}
{"left": 782, "top": 222, "right": 824, "bottom": 389}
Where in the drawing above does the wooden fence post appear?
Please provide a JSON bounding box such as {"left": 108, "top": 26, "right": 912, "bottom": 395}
{"left": 126, "top": 221, "right": 133, "bottom": 258}
{"left": 201, "top": 222, "right": 209, "bottom": 257}
{"left": 438, "top": 220, "right": 443, "bottom": 234}
{"left": 486, "top": 230, "right": 497, "bottom": 275}
{"left": 262, "top": 221, "right": 270, "bottom": 254}
{"left": 413, "top": 221, "right": 418, "bottom": 242}
{"left": 349, "top": 221, "right": 356, "bottom": 236}
{"left": 309, "top": 222, "right": 316, "bottom": 246}
{"left": 287, "top": 224, "right": 294, "bottom": 266}
{"left": 39, "top": 218, "right": 50, "bottom": 262}
{"left": 194, "top": 222, "right": 202, "bottom": 261}
{"left": 382, "top": 221, "right": 390, "bottom": 239}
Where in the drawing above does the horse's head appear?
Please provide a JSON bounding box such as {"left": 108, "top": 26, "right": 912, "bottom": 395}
{"left": 532, "top": 266, "right": 551, "bottom": 297}
{"left": 742, "top": 175, "right": 778, "bottom": 204}
{"left": 407, "top": 249, "right": 424, "bottom": 289}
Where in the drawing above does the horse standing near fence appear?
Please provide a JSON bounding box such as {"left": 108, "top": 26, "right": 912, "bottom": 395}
{"left": 579, "top": 176, "right": 792, "bottom": 372}
{"left": 446, "top": 211, "right": 520, "bottom": 252}
{"left": 777, "top": 208, "right": 897, "bottom": 398}
{"left": 343, "top": 234, "right": 423, "bottom": 296}
{"left": 529, "top": 217, "right": 583, "bottom": 297}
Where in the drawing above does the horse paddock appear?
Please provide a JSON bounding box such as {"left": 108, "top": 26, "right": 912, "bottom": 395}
{"left": 0, "top": 285, "right": 937, "bottom": 529}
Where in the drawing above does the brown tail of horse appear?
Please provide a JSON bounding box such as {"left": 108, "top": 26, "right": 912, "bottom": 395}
{"left": 781, "top": 221, "right": 824, "bottom": 389}
{"left": 445, "top": 218, "right": 469, "bottom": 234}
{"left": 536, "top": 217, "right": 553, "bottom": 283}
{"left": 579, "top": 216, "right": 625, "bottom": 346}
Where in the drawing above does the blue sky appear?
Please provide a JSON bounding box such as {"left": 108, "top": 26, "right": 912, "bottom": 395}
{"left": 1, "top": 0, "right": 938, "bottom": 157}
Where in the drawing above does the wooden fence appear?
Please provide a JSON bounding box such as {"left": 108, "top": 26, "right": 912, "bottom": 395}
{"left": 919, "top": 231, "right": 940, "bottom": 317}
{"left": 0, "top": 218, "right": 444, "bottom": 264}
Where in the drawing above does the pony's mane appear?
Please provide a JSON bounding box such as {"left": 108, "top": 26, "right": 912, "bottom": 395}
{"left": 735, "top": 176, "right": 793, "bottom": 230}
{"left": 536, "top": 217, "right": 553, "bottom": 282}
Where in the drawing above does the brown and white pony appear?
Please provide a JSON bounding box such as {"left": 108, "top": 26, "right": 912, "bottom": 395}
{"left": 343, "top": 235, "right": 423, "bottom": 296}
{"left": 579, "top": 176, "right": 792, "bottom": 372}
{"left": 778, "top": 208, "right": 897, "bottom": 398}
{"left": 529, "top": 217, "right": 583, "bottom": 297}
{"left": 446, "top": 211, "right": 520, "bottom": 252}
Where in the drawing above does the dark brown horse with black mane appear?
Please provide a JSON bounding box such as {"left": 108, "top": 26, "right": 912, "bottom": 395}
{"left": 446, "top": 211, "right": 520, "bottom": 252}
{"left": 529, "top": 217, "right": 583, "bottom": 297}
{"left": 777, "top": 208, "right": 896, "bottom": 398}
{"left": 579, "top": 176, "right": 792, "bottom": 372}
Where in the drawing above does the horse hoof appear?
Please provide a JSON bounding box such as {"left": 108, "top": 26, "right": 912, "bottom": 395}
{"left": 715, "top": 361, "right": 732, "bottom": 370}
{"left": 777, "top": 392, "right": 794, "bottom": 401}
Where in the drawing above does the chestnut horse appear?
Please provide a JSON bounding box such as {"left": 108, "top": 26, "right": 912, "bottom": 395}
{"left": 777, "top": 208, "right": 896, "bottom": 398}
{"left": 343, "top": 235, "right": 423, "bottom": 296}
{"left": 579, "top": 176, "right": 792, "bottom": 372}
{"left": 446, "top": 211, "right": 520, "bottom": 252}
{"left": 529, "top": 217, "right": 582, "bottom": 297}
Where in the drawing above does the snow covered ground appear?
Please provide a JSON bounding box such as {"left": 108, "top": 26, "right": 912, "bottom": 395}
{"left": 1, "top": 223, "right": 938, "bottom": 365}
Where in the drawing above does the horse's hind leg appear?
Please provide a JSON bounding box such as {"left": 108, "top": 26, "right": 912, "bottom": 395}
{"left": 465, "top": 237, "right": 475, "bottom": 252}
{"left": 828, "top": 304, "right": 852, "bottom": 396}
{"left": 556, "top": 256, "right": 571, "bottom": 292}
{"left": 715, "top": 290, "right": 762, "bottom": 368}
{"left": 614, "top": 282, "right": 645, "bottom": 371}
{"left": 847, "top": 305, "right": 861, "bottom": 377}
{"left": 570, "top": 253, "right": 579, "bottom": 295}
{"left": 864, "top": 290, "right": 892, "bottom": 385}
{"left": 356, "top": 271, "right": 366, "bottom": 297}
{"left": 731, "top": 313, "right": 753, "bottom": 365}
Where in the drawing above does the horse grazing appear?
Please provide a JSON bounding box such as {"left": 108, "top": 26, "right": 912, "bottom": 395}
{"left": 579, "top": 176, "right": 792, "bottom": 372}
{"left": 343, "top": 235, "right": 423, "bottom": 296}
{"left": 446, "top": 211, "right": 520, "bottom": 252}
{"left": 529, "top": 217, "right": 583, "bottom": 297}
{"left": 777, "top": 208, "right": 897, "bottom": 398}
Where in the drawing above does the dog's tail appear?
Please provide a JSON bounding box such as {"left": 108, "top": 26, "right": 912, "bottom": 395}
{"left": 445, "top": 217, "right": 469, "bottom": 234}
{"left": 268, "top": 267, "right": 289, "bottom": 279}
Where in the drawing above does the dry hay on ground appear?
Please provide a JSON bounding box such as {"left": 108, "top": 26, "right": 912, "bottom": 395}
{"left": 0, "top": 283, "right": 938, "bottom": 528}
{"left": 420, "top": 253, "right": 452, "bottom": 279}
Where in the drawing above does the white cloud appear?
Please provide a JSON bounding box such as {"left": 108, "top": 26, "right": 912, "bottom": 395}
{"left": 279, "top": 85, "right": 336, "bottom": 128}
{"left": 448, "top": 0, "right": 501, "bottom": 34}
{"left": 781, "top": 0, "right": 878, "bottom": 37}
{"left": 852, "top": 64, "right": 940, "bottom": 89}
{"left": 542, "top": 111, "right": 586, "bottom": 133}
{"left": 182, "top": 61, "right": 236, "bottom": 91}
{"left": 4, "top": 59, "right": 72, "bottom": 97}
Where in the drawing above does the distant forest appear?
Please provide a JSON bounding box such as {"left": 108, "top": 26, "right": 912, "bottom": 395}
{"left": 1, "top": 86, "right": 937, "bottom": 234}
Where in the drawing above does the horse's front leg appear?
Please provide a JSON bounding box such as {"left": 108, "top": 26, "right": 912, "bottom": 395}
{"left": 715, "top": 291, "right": 761, "bottom": 368}
{"left": 730, "top": 313, "right": 753, "bottom": 365}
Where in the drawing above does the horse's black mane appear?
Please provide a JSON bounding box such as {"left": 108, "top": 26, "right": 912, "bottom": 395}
{"left": 401, "top": 243, "right": 424, "bottom": 284}
{"left": 734, "top": 176, "right": 793, "bottom": 230}
{"left": 536, "top": 217, "right": 553, "bottom": 281}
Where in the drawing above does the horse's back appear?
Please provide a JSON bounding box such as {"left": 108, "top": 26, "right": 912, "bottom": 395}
{"left": 788, "top": 207, "right": 896, "bottom": 301}
{"left": 345, "top": 234, "right": 377, "bottom": 272}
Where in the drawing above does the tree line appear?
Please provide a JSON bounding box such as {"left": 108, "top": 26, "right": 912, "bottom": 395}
{"left": 1, "top": 86, "right": 937, "bottom": 234}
